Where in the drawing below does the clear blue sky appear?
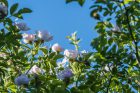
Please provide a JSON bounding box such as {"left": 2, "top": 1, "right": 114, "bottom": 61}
{"left": 9, "top": 0, "right": 97, "bottom": 51}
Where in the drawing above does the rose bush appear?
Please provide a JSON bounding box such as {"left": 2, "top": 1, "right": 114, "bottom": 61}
{"left": 0, "top": 0, "right": 140, "bottom": 93}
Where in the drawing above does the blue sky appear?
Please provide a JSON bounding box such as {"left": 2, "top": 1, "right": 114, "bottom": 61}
{"left": 9, "top": 0, "right": 97, "bottom": 51}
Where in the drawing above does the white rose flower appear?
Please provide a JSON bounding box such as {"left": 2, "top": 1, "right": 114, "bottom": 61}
{"left": 15, "top": 22, "right": 30, "bottom": 31}
{"left": 14, "top": 74, "right": 30, "bottom": 86}
{"left": 52, "top": 43, "right": 63, "bottom": 52}
{"left": 28, "top": 65, "right": 45, "bottom": 75}
{"left": 22, "top": 33, "right": 35, "bottom": 43}
{"left": 37, "top": 30, "right": 53, "bottom": 42}
{"left": 64, "top": 49, "right": 78, "bottom": 59}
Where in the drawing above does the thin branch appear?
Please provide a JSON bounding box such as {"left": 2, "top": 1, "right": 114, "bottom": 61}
{"left": 122, "top": 2, "right": 140, "bottom": 65}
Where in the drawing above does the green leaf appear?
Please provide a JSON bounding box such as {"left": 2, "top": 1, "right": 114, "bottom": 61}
{"left": 10, "top": 3, "right": 18, "bottom": 15}
{"left": 13, "top": 13, "right": 23, "bottom": 19}
{"left": 112, "top": 67, "right": 117, "bottom": 75}
{"left": 103, "top": 10, "right": 109, "bottom": 16}
{"left": 71, "top": 87, "right": 81, "bottom": 93}
{"left": 78, "top": 0, "right": 85, "bottom": 6}
{"left": 54, "top": 86, "right": 65, "bottom": 93}
{"left": 48, "top": 52, "right": 56, "bottom": 59}
{"left": 40, "top": 47, "right": 48, "bottom": 54}
{"left": 18, "top": 8, "right": 32, "bottom": 14}
{"left": 124, "top": 0, "right": 133, "bottom": 4}
{"left": 66, "top": 0, "right": 73, "bottom": 3}
{"left": 66, "top": 0, "right": 85, "bottom": 6}
{"left": 53, "top": 54, "right": 64, "bottom": 60}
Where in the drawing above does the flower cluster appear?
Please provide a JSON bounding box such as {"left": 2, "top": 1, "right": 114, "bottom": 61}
{"left": 64, "top": 49, "right": 78, "bottom": 59}
{"left": 0, "top": 0, "right": 139, "bottom": 92}
{"left": 22, "top": 30, "right": 53, "bottom": 44}
{"left": 14, "top": 27, "right": 80, "bottom": 86}
{"left": 22, "top": 33, "right": 35, "bottom": 43}
{"left": 37, "top": 30, "right": 53, "bottom": 42}
{"left": 14, "top": 65, "right": 45, "bottom": 86}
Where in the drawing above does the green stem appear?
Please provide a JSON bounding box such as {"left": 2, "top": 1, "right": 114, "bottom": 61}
{"left": 75, "top": 45, "right": 78, "bottom": 51}
{"left": 76, "top": 74, "right": 80, "bottom": 87}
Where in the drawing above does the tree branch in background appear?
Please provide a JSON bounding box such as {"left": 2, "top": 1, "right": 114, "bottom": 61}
{"left": 122, "top": 2, "right": 140, "bottom": 66}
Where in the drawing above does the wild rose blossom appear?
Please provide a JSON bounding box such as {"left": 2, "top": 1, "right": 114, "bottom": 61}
{"left": 64, "top": 49, "right": 78, "bottom": 59}
{"left": 0, "top": 3, "right": 7, "bottom": 15}
{"left": 52, "top": 43, "right": 63, "bottom": 52}
{"left": 57, "top": 68, "right": 73, "bottom": 80}
{"left": 37, "top": 30, "right": 53, "bottom": 42}
{"left": 28, "top": 65, "right": 45, "bottom": 75}
{"left": 22, "top": 33, "right": 35, "bottom": 43}
{"left": 14, "top": 74, "right": 30, "bottom": 86}
{"left": 15, "top": 22, "right": 30, "bottom": 31}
